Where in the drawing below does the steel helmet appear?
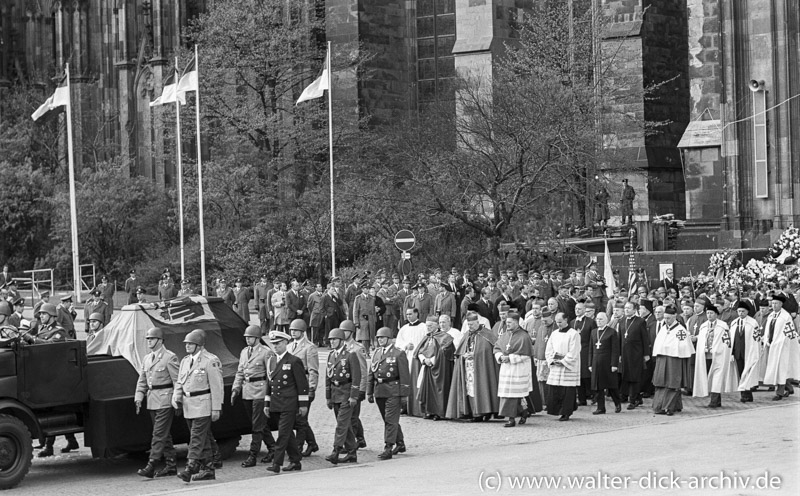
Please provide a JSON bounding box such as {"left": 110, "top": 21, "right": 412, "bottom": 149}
{"left": 328, "top": 328, "right": 346, "bottom": 341}
{"left": 89, "top": 312, "right": 104, "bottom": 322}
{"left": 376, "top": 327, "right": 393, "bottom": 339}
{"left": 289, "top": 319, "right": 307, "bottom": 332}
{"left": 339, "top": 320, "right": 356, "bottom": 333}
{"left": 183, "top": 329, "right": 205, "bottom": 346}
{"left": 146, "top": 327, "right": 165, "bottom": 339}
{"left": 244, "top": 325, "right": 262, "bottom": 338}
{"left": 37, "top": 303, "right": 58, "bottom": 317}
{"left": 0, "top": 301, "right": 12, "bottom": 317}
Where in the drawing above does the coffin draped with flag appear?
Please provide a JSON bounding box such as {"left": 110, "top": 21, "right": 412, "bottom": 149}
{"left": 83, "top": 296, "right": 252, "bottom": 457}
{"left": 88, "top": 296, "right": 248, "bottom": 377}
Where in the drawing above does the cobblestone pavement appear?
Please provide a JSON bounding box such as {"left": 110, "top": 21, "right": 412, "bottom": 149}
{"left": 17, "top": 347, "right": 799, "bottom": 494}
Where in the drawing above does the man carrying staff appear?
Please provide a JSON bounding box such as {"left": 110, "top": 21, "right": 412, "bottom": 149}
{"left": 493, "top": 311, "right": 538, "bottom": 427}
{"left": 651, "top": 306, "right": 694, "bottom": 415}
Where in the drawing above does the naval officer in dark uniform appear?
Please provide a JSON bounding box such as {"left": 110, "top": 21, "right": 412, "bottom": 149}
{"left": 263, "top": 330, "right": 309, "bottom": 474}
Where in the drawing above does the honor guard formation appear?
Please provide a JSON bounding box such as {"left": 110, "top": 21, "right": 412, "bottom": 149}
{"left": 1, "top": 258, "right": 798, "bottom": 483}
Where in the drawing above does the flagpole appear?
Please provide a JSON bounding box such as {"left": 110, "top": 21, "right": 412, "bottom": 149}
{"left": 194, "top": 45, "right": 207, "bottom": 296}
{"left": 175, "top": 57, "right": 185, "bottom": 281}
{"left": 327, "top": 41, "right": 336, "bottom": 278}
{"left": 65, "top": 63, "right": 81, "bottom": 303}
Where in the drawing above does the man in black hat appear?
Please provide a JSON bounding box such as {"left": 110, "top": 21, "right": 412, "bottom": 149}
{"left": 693, "top": 302, "right": 736, "bottom": 408}
{"left": 344, "top": 274, "right": 362, "bottom": 321}
{"left": 732, "top": 300, "right": 759, "bottom": 402}
{"left": 84, "top": 289, "right": 109, "bottom": 332}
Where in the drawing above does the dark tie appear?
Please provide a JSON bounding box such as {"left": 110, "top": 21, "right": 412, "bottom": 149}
{"left": 248, "top": 346, "right": 252, "bottom": 359}
{"left": 737, "top": 320, "right": 744, "bottom": 340}
{"left": 768, "top": 317, "right": 776, "bottom": 344}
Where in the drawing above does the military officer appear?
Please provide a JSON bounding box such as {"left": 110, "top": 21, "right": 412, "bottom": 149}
{"left": 86, "top": 312, "right": 105, "bottom": 342}
{"left": 254, "top": 274, "right": 271, "bottom": 333}
{"left": 0, "top": 301, "right": 18, "bottom": 342}
{"left": 136, "top": 286, "right": 148, "bottom": 303}
{"left": 24, "top": 303, "right": 79, "bottom": 456}
{"left": 172, "top": 329, "right": 224, "bottom": 482}
{"left": 232, "top": 325, "right": 277, "bottom": 467}
{"left": 367, "top": 327, "right": 410, "bottom": 459}
{"left": 84, "top": 289, "right": 109, "bottom": 331}
{"left": 263, "top": 330, "right": 309, "bottom": 474}
{"left": 178, "top": 278, "right": 196, "bottom": 297}
{"left": 325, "top": 328, "right": 361, "bottom": 465}
{"left": 56, "top": 294, "right": 77, "bottom": 338}
{"left": 124, "top": 269, "right": 139, "bottom": 304}
{"left": 339, "top": 319, "right": 368, "bottom": 448}
{"left": 287, "top": 319, "right": 320, "bottom": 457}
{"left": 134, "top": 327, "right": 180, "bottom": 478}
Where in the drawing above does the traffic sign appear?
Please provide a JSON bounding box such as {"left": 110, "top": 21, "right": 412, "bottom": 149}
{"left": 394, "top": 230, "right": 416, "bottom": 251}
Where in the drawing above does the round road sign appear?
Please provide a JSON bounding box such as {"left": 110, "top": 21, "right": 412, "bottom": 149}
{"left": 395, "top": 230, "right": 416, "bottom": 251}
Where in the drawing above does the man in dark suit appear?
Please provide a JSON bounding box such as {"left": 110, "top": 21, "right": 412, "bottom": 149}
{"left": 571, "top": 301, "right": 597, "bottom": 406}
{"left": 344, "top": 274, "right": 362, "bottom": 321}
{"left": 476, "top": 287, "right": 495, "bottom": 327}
{"left": 556, "top": 284, "right": 577, "bottom": 322}
{"left": 263, "top": 331, "right": 309, "bottom": 473}
{"left": 659, "top": 267, "right": 679, "bottom": 293}
{"left": 620, "top": 301, "right": 650, "bottom": 409}
{"left": 286, "top": 280, "right": 307, "bottom": 323}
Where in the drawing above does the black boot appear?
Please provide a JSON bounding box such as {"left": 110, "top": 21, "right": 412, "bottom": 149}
{"left": 178, "top": 460, "right": 200, "bottom": 483}
{"left": 260, "top": 449, "right": 275, "bottom": 464}
{"left": 155, "top": 458, "right": 177, "bottom": 477}
{"left": 192, "top": 461, "right": 216, "bottom": 481}
{"left": 242, "top": 454, "right": 257, "bottom": 468}
{"left": 325, "top": 447, "right": 341, "bottom": 465}
{"left": 378, "top": 445, "right": 393, "bottom": 460}
{"left": 38, "top": 445, "right": 54, "bottom": 458}
{"left": 339, "top": 448, "right": 358, "bottom": 463}
{"left": 60, "top": 437, "right": 80, "bottom": 453}
{"left": 301, "top": 442, "right": 319, "bottom": 457}
{"left": 392, "top": 441, "right": 406, "bottom": 455}
{"left": 211, "top": 450, "right": 223, "bottom": 469}
{"left": 137, "top": 461, "right": 157, "bottom": 478}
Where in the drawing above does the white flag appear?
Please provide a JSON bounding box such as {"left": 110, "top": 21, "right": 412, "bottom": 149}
{"left": 296, "top": 51, "right": 329, "bottom": 105}
{"left": 604, "top": 239, "right": 617, "bottom": 298}
{"left": 31, "top": 85, "right": 69, "bottom": 121}
{"left": 150, "top": 74, "right": 186, "bottom": 107}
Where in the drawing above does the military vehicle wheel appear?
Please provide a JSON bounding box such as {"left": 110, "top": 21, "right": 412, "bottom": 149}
{"left": 216, "top": 436, "right": 240, "bottom": 460}
{"left": 0, "top": 414, "right": 33, "bottom": 490}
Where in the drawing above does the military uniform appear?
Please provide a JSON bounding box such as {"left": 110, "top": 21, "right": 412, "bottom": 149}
{"left": 265, "top": 352, "right": 309, "bottom": 468}
{"left": 368, "top": 344, "right": 410, "bottom": 450}
{"left": 56, "top": 302, "right": 76, "bottom": 338}
{"left": 232, "top": 343, "right": 277, "bottom": 459}
{"left": 254, "top": 282, "right": 270, "bottom": 332}
{"left": 173, "top": 350, "right": 224, "bottom": 466}
{"left": 84, "top": 297, "right": 110, "bottom": 331}
{"left": 288, "top": 337, "right": 319, "bottom": 452}
{"left": 134, "top": 346, "right": 180, "bottom": 464}
{"left": 326, "top": 345, "right": 361, "bottom": 453}
{"left": 345, "top": 338, "right": 368, "bottom": 446}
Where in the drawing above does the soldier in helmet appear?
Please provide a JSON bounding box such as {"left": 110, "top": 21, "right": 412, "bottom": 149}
{"left": 134, "top": 327, "right": 180, "bottom": 478}
{"left": 25, "top": 303, "right": 79, "bottom": 457}
{"left": 339, "top": 319, "right": 368, "bottom": 449}
{"left": 84, "top": 289, "right": 109, "bottom": 333}
{"left": 172, "top": 329, "right": 224, "bottom": 482}
{"left": 86, "top": 312, "right": 105, "bottom": 342}
{"left": 287, "top": 319, "right": 320, "bottom": 457}
{"left": 367, "top": 327, "right": 411, "bottom": 460}
{"left": 263, "top": 330, "right": 309, "bottom": 474}
{"left": 325, "top": 328, "right": 360, "bottom": 465}
{"left": 0, "top": 300, "right": 18, "bottom": 342}
{"left": 231, "top": 325, "right": 277, "bottom": 467}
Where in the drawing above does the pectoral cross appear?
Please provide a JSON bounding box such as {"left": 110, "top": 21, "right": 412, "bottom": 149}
{"left": 624, "top": 331, "right": 628, "bottom": 340}
{"left": 506, "top": 342, "right": 511, "bottom": 352}
{"left": 596, "top": 340, "right": 602, "bottom": 349}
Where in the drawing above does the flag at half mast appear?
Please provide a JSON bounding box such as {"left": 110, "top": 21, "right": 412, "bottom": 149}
{"left": 296, "top": 49, "right": 329, "bottom": 105}
{"left": 31, "top": 75, "right": 69, "bottom": 121}
{"left": 177, "top": 56, "right": 198, "bottom": 94}
{"left": 150, "top": 73, "right": 186, "bottom": 107}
